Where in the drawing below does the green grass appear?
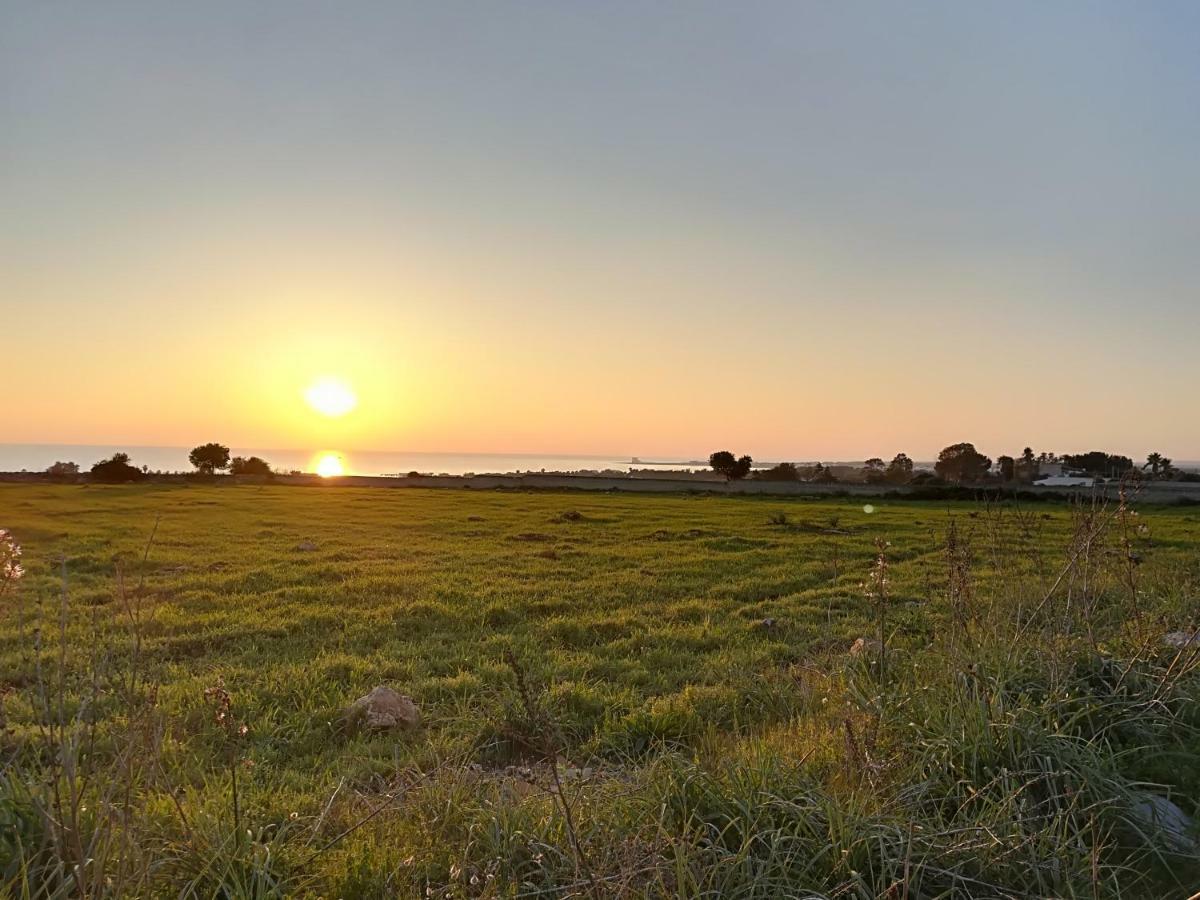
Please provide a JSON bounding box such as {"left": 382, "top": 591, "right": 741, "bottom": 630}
{"left": 1, "top": 483, "right": 1198, "bottom": 897}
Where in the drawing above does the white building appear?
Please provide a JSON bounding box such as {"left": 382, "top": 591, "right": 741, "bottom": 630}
{"left": 1034, "top": 475, "right": 1095, "bottom": 487}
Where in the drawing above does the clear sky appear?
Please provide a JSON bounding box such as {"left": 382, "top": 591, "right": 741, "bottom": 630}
{"left": 4, "top": 1, "right": 1198, "bottom": 460}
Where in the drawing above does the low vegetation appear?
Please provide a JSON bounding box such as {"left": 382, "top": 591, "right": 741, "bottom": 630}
{"left": 1, "top": 484, "right": 1197, "bottom": 897}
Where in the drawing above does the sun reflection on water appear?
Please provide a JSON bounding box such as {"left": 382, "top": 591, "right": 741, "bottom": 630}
{"left": 312, "top": 451, "right": 347, "bottom": 477}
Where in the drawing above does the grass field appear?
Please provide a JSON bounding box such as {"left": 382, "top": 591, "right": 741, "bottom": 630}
{"left": 2, "top": 483, "right": 1199, "bottom": 897}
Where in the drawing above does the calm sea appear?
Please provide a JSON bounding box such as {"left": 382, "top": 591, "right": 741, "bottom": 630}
{"left": 0, "top": 444, "right": 702, "bottom": 477}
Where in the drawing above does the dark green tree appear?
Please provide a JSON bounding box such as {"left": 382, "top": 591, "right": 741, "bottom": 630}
{"left": 709, "top": 451, "right": 753, "bottom": 481}
{"left": 229, "top": 455, "right": 272, "bottom": 476}
{"left": 90, "top": 453, "right": 145, "bottom": 484}
{"left": 997, "top": 455, "right": 1016, "bottom": 482}
{"left": 189, "top": 443, "right": 231, "bottom": 475}
{"left": 934, "top": 443, "right": 992, "bottom": 484}
{"left": 885, "top": 453, "right": 914, "bottom": 484}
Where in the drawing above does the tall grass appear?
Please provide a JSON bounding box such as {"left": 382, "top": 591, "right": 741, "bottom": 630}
{"left": 1, "top": 489, "right": 1197, "bottom": 897}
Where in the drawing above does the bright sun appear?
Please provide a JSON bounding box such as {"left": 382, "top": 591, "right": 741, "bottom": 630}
{"left": 305, "top": 377, "right": 358, "bottom": 417}
{"left": 314, "top": 452, "right": 345, "bottom": 477}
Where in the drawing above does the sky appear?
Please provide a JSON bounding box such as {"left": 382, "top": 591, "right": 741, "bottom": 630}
{"left": 3, "top": 1, "right": 1199, "bottom": 461}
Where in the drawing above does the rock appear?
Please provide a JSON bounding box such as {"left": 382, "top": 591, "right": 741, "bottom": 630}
{"left": 1163, "top": 631, "right": 1200, "bottom": 650}
{"left": 344, "top": 686, "right": 421, "bottom": 732}
{"left": 1131, "top": 793, "right": 1196, "bottom": 852}
{"left": 761, "top": 617, "right": 777, "bottom": 630}
{"left": 294, "top": 541, "right": 317, "bottom": 552}
{"left": 849, "top": 637, "right": 882, "bottom": 657}
{"left": 557, "top": 510, "right": 583, "bottom": 522}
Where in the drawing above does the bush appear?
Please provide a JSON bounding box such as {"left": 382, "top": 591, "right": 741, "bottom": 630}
{"left": 753, "top": 462, "right": 799, "bottom": 482}
{"left": 229, "top": 456, "right": 272, "bottom": 476}
{"left": 45, "top": 461, "right": 79, "bottom": 482}
{"left": 89, "top": 453, "right": 145, "bottom": 483}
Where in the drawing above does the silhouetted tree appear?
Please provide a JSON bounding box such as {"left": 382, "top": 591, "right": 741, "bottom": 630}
{"left": 753, "top": 462, "right": 799, "bottom": 481}
{"left": 229, "top": 455, "right": 272, "bottom": 476}
{"left": 1063, "top": 452, "right": 1134, "bottom": 479}
{"left": 709, "top": 451, "right": 752, "bottom": 481}
{"left": 45, "top": 461, "right": 79, "bottom": 482}
{"left": 934, "top": 443, "right": 992, "bottom": 484}
{"left": 90, "top": 453, "right": 145, "bottom": 484}
{"left": 997, "top": 455, "right": 1016, "bottom": 482}
{"left": 1143, "top": 452, "right": 1176, "bottom": 480}
{"left": 1016, "top": 447, "right": 1039, "bottom": 482}
{"left": 814, "top": 465, "right": 838, "bottom": 484}
{"left": 885, "top": 453, "right": 914, "bottom": 484}
{"left": 189, "top": 443, "right": 231, "bottom": 475}
{"left": 861, "top": 457, "right": 886, "bottom": 484}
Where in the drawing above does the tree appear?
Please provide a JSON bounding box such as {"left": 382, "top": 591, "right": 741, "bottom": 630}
{"left": 189, "top": 443, "right": 231, "bottom": 475}
{"left": 753, "top": 462, "right": 799, "bottom": 481}
{"left": 1064, "top": 452, "right": 1134, "bottom": 479}
{"left": 997, "top": 455, "right": 1015, "bottom": 482}
{"left": 885, "top": 453, "right": 914, "bottom": 484}
{"left": 229, "top": 455, "right": 272, "bottom": 476}
{"left": 1016, "top": 447, "right": 1039, "bottom": 483}
{"left": 90, "top": 453, "right": 145, "bottom": 484}
{"left": 1142, "top": 451, "right": 1161, "bottom": 480}
{"left": 862, "top": 457, "right": 887, "bottom": 484}
{"left": 934, "top": 443, "right": 992, "bottom": 484}
{"left": 811, "top": 463, "right": 838, "bottom": 484}
{"left": 709, "top": 451, "right": 752, "bottom": 481}
{"left": 45, "top": 461, "right": 80, "bottom": 482}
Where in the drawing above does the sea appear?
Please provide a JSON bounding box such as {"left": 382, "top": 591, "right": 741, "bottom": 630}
{"left": 0, "top": 444, "right": 705, "bottom": 477}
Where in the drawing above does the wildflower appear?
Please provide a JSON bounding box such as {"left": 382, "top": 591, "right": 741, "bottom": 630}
{"left": 0, "top": 530, "right": 23, "bottom": 583}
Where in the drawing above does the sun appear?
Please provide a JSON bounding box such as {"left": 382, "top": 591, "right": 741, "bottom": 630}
{"left": 314, "top": 452, "right": 346, "bottom": 477}
{"left": 305, "top": 377, "right": 357, "bottom": 417}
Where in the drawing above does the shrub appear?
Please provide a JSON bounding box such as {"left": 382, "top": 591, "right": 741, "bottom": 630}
{"left": 754, "top": 462, "right": 799, "bottom": 481}
{"left": 89, "top": 453, "right": 145, "bottom": 483}
{"left": 229, "top": 455, "right": 272, "bottom": 476}
{"left": 45, "top": 461, "right": 79, "bottom": 482}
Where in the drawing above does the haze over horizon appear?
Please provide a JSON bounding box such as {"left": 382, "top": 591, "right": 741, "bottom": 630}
{"left": 5, "top": 2, "right": 1199, "bottom": 460}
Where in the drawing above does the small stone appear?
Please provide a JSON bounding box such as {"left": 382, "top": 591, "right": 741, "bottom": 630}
{"left": 761, "top": 617, "right": 777, "bottom": 630}
{"left": 1163, "top": 631, "right": 1200, "bottom": 650}
{"left": 849, "top": 637, "right": 883, "bottom": 657}
{"left": 294, "top": 541, "right": 317, "bottom": 552}
{"left": 344, "top": 686, "right": 421, "bottom": 732}
{"left": 1131, "top": 793, "right": 1196, "bottom": 852}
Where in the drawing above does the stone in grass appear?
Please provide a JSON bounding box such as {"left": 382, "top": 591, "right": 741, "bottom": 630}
{"left": 1130, "top": 793, "right": 1196, "bottom": 853}
{"left": 849, "top": 637, "right": 882, "bottom": 657}
{"left": 343, "top": 686, "right": 421, "bottom": 733}
{"left": 1163, "top": 631, "right": 1200, "bottom": 650}
{"left": 294, "top": 540, "right": 318, "bottom": 552}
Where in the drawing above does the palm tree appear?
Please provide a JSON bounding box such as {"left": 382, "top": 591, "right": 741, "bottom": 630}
{"left": 1144, "top": 452, "right": 1164, "bottom": 479}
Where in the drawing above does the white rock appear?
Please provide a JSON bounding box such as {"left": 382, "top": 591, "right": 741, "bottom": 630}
{"left": 1131, "top": 793, "right": 1196, "bottom": 852}
{"left": 1163, "top": 631, "right": 1200, "bottom": 650}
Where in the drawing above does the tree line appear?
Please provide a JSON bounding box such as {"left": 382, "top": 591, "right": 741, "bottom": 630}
{"left": 45, "top": 444, "right": 275, "bottom": 484}
{"left": 709, "top": 444, "right": 1192, "bottom": 486}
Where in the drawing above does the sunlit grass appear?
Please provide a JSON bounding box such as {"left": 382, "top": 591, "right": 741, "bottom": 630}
{"left": 1, "top": 485, "right": 1197, "bottom": 896}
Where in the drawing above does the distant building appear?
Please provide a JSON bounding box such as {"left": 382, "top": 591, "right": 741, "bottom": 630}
{"left": 1034, "top": 475, "right": 1095, "bottom": 487}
